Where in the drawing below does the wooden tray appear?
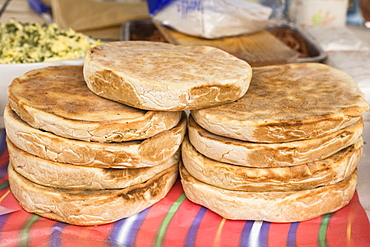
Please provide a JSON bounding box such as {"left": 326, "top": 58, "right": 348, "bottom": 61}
{"left": 154, "top": 23, "right": 299, "bottom": 67}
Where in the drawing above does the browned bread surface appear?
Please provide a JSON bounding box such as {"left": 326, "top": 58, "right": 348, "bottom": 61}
{"left": 182, "top": 136, "right": 362, "bottom": 191}
{"left": 192, "top": 63, "right": 369, "bottom": 143}
{"left": 4, "top": 106, "right": 187, "bottom": 168}
{"left": 7, "top": 65, "right": 182, "bottom": 142}
{"left": 8, "top": 138, "right": 180, "bottom": 190}
{"left": 188, "top": 115, "right": 363, "bottom": 167}
{"left": 180, "top": 164, "right": 357, "bottom": 222}
{"left": 8, "top": 162, "right": 178, "bottom": 226}
{"left": 83, "top": 41, "right": 252, "bottom": 111}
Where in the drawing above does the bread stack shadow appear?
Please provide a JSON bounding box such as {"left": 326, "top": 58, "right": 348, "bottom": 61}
{"left": 181, "top": 63, "right": 368, "bottom": 222}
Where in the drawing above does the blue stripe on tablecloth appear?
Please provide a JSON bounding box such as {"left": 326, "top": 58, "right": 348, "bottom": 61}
{"left": 287, "top": 222, "right": 299, "bottom": 247}
{"left": 49, "top": 222, "right": 68, "bottom": 247}
{"left": 240, "top": 220, "right": 255, "bottom": 247}
{"left": 185, "top": 206, "right": 207, "bottom": 247}
{"left": 109, "top": 207, "right": 150, "bottom": 247}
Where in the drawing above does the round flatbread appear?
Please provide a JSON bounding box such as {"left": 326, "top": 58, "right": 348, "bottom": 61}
{"left": 188, "top": 115, "right": 363, "bottom": 167}
{"left": 7, "top": 66, "right": 182, "bottom": 142}
{"left": 191, "top": 63, "right": 369, "bottom": 143}
{"left": 180, "top": 164, "right": 357, "bottom": 222}
{"left": 83, "top": 41, "right": 252, "bottom": 111}
{"left": 8, "top": 162, "right": 178, "bottom": 226}
{"left": 182, "top": 136, "right": 362, "bottom": 191}
{"left": 8, "top": 138, "right": 180, "bottom": 190}
{"left": 4, "top": 105, "right": 187, "bottom": 168}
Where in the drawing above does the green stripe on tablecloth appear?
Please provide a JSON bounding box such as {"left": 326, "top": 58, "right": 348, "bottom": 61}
{"left": 318, "top": 213, "right": 333, "bottom": 247}
{"left": 155, "top": 193, "right": 187, "bottom": 247}
{"left": 20, "top": 214, "right": 40, "bottom": 247}
{"left": 0, "top": 181, "right": 9, "bottom": 190}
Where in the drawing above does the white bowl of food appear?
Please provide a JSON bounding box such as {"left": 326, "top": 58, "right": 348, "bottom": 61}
{"left": 0, "top": 19, "right": 101, "bottom": 127}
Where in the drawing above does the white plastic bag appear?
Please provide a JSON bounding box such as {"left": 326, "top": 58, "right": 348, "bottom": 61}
{"left": 149, "top": 0, "right": 272, "bottom": 39}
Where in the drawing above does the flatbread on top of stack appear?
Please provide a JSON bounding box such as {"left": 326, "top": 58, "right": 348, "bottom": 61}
{"left": 83, "top": 41, "right": 253, "bottom": 111}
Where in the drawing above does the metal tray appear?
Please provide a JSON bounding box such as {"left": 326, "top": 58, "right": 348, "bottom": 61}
{"left": 121, "top": 19, "right": 167, "bottom": 42}
{"left": 122, "top": 19, "right": 326, "bottom": 63}
{"left": 266, "top": 22, "right": 327, "bottom": 63}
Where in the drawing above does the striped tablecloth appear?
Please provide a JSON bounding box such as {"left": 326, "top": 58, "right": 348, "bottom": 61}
{"left": 0, "top": 129, "right": 369, "bottom": 247}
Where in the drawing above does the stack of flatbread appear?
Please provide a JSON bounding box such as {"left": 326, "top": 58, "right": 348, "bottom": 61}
{"left": 5, "top": 41, "right": 253, "bottom": 225}
{"left": 5, "top": 66, "right": 187, "bottom": 226}
{"left": 6, "top": 41, "right": 368, "bottom": 224}
{"left": 181, "top": 63, "right": 369, "bottom": 222}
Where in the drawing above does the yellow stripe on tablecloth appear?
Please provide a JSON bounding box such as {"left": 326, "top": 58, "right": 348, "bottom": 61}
{"left": 0, "top": 189, "right": 10, "bottom": 202}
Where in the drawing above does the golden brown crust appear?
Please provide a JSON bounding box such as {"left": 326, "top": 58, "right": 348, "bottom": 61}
{"left": 182, "top": 136, "right": 362, "bottom": 191}
{"left": 7, "top": 66, "right": 182, "bottom": 142}
{"left": 191, "top": 63, "right": 369, "bottom": 143}
{"left": 83, "top": 41, "right": 252, "bottom": 111}
{"left": 8, "top": 138, "right": 180, "bottom": 190}
{"left": 4, "top": 106, "right": 187, "bottom": 168}
{"left": 180, "top": 164, "right": 357, "bottom": 222}
{"left": 8, "top": 162, "right": 178, "bottom": 226}
{"left": 188, "top": 115, "right": 363, "bottom": 167}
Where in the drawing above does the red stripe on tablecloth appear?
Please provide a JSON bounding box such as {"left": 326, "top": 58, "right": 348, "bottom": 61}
{"left": 0, "top": 189, "right": 21, "bottom": 212}
{"left": 194, "top": 208, "right": 223, "bottom": 247}
{"left": 27, "top": 217, "right": 57, "bottom": 247}
{"left": 135, "top": 179, "right": 184, "bottom": 247}
{"left": 0, "top": 147, "right": 8, "bottom": 169}
{"left": 267, "top": 221, "right": 291, "bottom": 246}
{"left": 81, "top": 224, "right": 114, "bottom": 247}
{"left": 295, "top": 215, "right": 322, "bottom": 246}
{"left": 59, "top": 223, "right": 114, "bottom": 246}
{"left": 326, "top": 200, "right": 353, "bottom": 246}
{"left": 0, "top": 146, "right": 9, "bottom": 188}
{"left": 87, "top": 224, "right": 116, "bottom": 246}
{"left": 219, "top": 219, "right": 246, "bottom": 247}
{"left": 327, "top": 192, "right": 370, "bottom": 247}
{"left": 348, "top": 194, "right": 370, "bottom": 246}
{"left": 162, "top": 197, "right": 203, "bottom": 247}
